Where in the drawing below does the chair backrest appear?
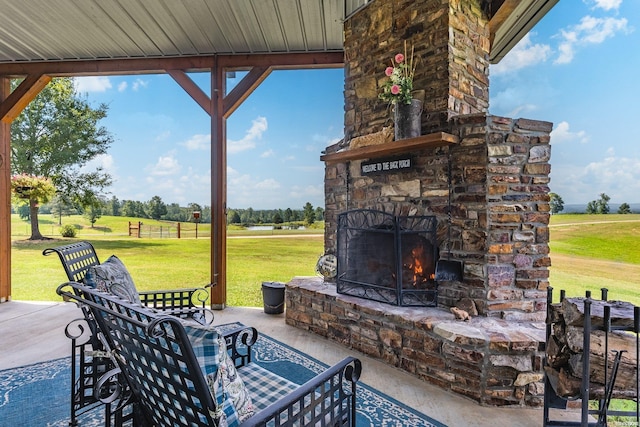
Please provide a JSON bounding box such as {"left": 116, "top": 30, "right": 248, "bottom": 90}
{"left": 43, "top": 241, "right": 100, "bottom": 282}
{"left": 57, "top": 282, "right": 219, "bottom": 427}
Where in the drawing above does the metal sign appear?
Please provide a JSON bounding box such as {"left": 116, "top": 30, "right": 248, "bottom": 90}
{"left": 361, "top": 155, "right": 413, "bottom": 175}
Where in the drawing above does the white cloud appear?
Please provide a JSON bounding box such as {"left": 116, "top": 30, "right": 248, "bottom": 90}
{"left": 182, "top": 134, "right": 210, "bottom": 150}
{"left": 117, "top": 81, "right": 128, "bottom": 92}
{"left": 255, "top": 179, "right": 281, "bottom": 191}
{"left": 551, "top": 155, "right": 640, "bottom": 204}
{"left": 555, "top": 16, "right": 629, "bottom": 64}
{"left": 587, "top": 0, "right": 622, "bottom": 11}
{"left": 147, "top": 153, "right": 181, "bottom": 176}
{"left": 80, "top": 153, "right": 116, "bottom": 174}
{"left": 228, "top": 116, "right": 268, "bottom": 154}
{"left": 491, "top": 34, "right": 551, "bottom": 75}
{"left": 550, "top": 121, "right": 588, "bottom": 144}
{"left": 260, "top": 149, "right": 275, "bottom": 158}
{"left": 289, "top": 184, "right": 323, "bottom": 200}
{"left": 132, "top": 78, "right": 149, "bottom": 91}
{"left": 74, "top": 76, "right": 112, "bottom": 93}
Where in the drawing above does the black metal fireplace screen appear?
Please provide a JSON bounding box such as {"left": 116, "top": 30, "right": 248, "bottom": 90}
{"left": 336, "top": 209, "right": 438, "bottom": 307}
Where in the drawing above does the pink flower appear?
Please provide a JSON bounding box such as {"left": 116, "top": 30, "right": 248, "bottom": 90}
{"left": 395, "top": 53, "right": 404, "bottom": 63}
{"left": 385, "top": 66, "right": 394, "bottom": 76}
{"left": 390, "top": 84, "right": 400, "bottom": 95}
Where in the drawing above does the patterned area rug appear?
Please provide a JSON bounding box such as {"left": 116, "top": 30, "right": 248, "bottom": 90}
{"left": 0, "top": 325, "right": 445, "bottom": 427}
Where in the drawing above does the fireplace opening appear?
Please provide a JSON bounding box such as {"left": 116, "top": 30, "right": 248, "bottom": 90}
{"left": 336, "top": 209, "right": 438, "bottom": 307}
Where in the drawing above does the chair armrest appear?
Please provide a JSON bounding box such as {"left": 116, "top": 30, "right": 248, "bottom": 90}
{"left": 221, "top": 325, "right": 259, "bottom": 368}
{"left": 242, "top": 357, "right": 361, "bottom": 427}
{"left": 138, "top": 286, "right": 211, "bottom": 310}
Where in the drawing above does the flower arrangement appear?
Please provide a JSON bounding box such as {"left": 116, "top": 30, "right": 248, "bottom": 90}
{"left": 378, "top": 42, "right": 417, "bottom": 105}
{"left": 10, "top": 173, "right": 56, "bottom": 201}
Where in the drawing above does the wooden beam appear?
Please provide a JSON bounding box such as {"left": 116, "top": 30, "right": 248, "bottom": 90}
{"left": 0, "top": 74, "right": 51, "bottom": 123}
{"left": 488, "top": 0, "right": 519, "bottom": 44}
{"left": 210, "top": 61, "right": 227, "bottom": 309}
{"left": 0, "top": 77, "right": 11, "bottom": 302}
{"left": 223, "top": 66, "right": 272, "bottom": 119}
{"left": 167, "top": 70, "right": 211, "bottom": 116}
{"left": 0, "top": 52, "right": 344, "bottom": 78}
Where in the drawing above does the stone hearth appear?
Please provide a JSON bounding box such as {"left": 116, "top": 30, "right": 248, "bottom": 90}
{"left": 286, "top": 277, "right": 546, "bottom": 406}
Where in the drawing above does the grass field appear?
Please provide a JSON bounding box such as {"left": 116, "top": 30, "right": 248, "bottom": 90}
{"left": 548, "top": 214, "right": 640, "bottom": 304}
{"left": 8, "top": 213, "right": 640, "bottom": 306}
{"left": 10, "top": 213, "right": 323, "bottom": 305}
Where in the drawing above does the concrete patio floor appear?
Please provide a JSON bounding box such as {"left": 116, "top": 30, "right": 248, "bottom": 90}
{"left": 0, "top": 300, "right": 581, "bottom": 426}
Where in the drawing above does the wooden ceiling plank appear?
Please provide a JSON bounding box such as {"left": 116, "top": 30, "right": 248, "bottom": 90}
{"left": 222, "top": 66, "right": 272, "bottom": 119}
{"left": 167, "top": 69, "right": 211, "bottom": 116}
{"left": 0, "top": 52, "right": 343, "bottom": 78}
{"left": 0, "top": 74, "right": 51, "bottom": 123}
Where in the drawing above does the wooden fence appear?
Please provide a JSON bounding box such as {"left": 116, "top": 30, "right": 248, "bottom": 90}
{"left": 128, "top": 221, "right": 209, "bottom": 239}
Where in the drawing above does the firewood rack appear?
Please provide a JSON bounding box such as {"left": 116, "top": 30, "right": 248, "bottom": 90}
{"left": 544, "top": 287, "right": 640, "bottom": 427}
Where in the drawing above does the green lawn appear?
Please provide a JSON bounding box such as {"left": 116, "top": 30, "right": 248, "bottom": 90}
{"left": 10, "top": 214, "right": 323, "bottom": 305}
{"left": 549, "top": 214, "right": 640, "bottom": 303}
{"left": 9, "top": 213, "right": 640, "bottom": 306}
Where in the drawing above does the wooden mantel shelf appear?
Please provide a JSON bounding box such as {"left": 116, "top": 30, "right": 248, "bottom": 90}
{"left": 320, "top": 132, "right": 459, "bottom": 163}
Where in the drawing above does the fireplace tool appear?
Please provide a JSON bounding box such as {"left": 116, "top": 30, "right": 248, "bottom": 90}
{"left": 435, "top": 150, "right": 463, "bottom": 282}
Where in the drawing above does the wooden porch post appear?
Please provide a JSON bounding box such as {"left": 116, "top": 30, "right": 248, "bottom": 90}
{"left": 210, "top": 61, "right": 227, "bottom": 309}
{"left": 0, "top": 77, "right": 11, "bottom": 302}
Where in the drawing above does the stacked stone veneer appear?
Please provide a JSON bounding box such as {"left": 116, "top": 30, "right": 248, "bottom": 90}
{"left": 286, "top": 277, "right": 546, "bottom": 406}
{"left": 324, "top": 114, "right": 552, "bottom": 320}
{"left": 286, "top": 0, "right": 555, "bottom": 408}
{"left": 343, "top": 0, "right": 489, "bottom": 139}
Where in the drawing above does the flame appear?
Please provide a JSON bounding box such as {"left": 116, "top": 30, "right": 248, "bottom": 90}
{"left": 409, "top": 247, "right": 425, "bottom": 286}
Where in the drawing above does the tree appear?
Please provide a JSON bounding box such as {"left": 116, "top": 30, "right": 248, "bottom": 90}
{"left": 83, "top": 197, "right": 103, "bottom": 228}
{"left": 303, "top": 202, "right": 315, "bottom": 225}
{"left": 229, "top": 210, "right": 241, "bottom": 224}
{"left": 10, "top": 174, "right": 56, "bottom": 239}
{"left": 10, "top": 78, "right": 113, "bottom": 239}
{"left": 146, "top": 196, "right": 167, "bottom": 220}
{"left": 315, "top": 206, "right": 325, "bottom": 221}
{"left": 586, "top": 193, "right": 611, "bottom": 214}
{"left": 549, "top": 193, "right": 564, "bottom": 214}
{"left": 618, "top": 202, "right": 632, "bottom": 214}
{"left": 50, "top": 194, "right": 77, "bottom": 225}
{"left": 106, "top": 196, "right": 121, "bottom": 216}
{"left": 273, "top": 212, "right": 283, "bottom": 224}
{"left": 598, "top": 193, "right": 611, "bottom": 214}
{"left": 284, "top": 208, "right": 293, "bottom": 223}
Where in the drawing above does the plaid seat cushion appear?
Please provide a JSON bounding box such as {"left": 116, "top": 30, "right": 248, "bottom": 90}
{"left": 238, "top": 363, "right": 299, "bottom": 411}
{"left": 183, "top": 322, "right": 255, "bottom": 427}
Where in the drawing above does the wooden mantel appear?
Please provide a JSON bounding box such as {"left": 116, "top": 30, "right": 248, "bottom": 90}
{"left": 320, "top": 132, "right": 459, "bottom": 163}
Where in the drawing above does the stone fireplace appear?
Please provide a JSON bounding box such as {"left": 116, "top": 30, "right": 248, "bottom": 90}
{"left": 286, "top": 0, "right": 553, "bottom": 407}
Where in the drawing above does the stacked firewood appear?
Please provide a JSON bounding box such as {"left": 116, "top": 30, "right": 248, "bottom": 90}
{"left": 545, "top": 297, "right": 639, "bottom": 399}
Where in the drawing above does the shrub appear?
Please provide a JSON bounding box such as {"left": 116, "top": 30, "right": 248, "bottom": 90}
{"left": 60, "top": 224, "right": 77, "bottom": 238}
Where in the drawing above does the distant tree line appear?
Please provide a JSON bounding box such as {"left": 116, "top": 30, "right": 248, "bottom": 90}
{"left": 28, "top": 195, "right": 324, "bottom": 227}
{"left": 550, "top": 192, "right": 634, "bottom": 214}
{"left": 227, "top": 202, "right": 323, "bottom": 226}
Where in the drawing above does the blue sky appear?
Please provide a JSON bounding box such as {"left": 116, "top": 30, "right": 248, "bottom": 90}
{"left": 75, "top": 0, "right": 639, "bottom": 210}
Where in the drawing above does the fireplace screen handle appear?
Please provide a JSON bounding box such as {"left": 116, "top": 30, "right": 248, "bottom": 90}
{"left": 435, "top": 149, "right": 463, "bottom": 282}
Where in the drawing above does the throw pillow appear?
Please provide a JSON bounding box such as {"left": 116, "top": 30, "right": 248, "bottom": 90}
{"left": 84, "top": 255, "right": 142, "bottom": 305}
{"left": 183, "top": 322, "right": 255, "bottom": 426}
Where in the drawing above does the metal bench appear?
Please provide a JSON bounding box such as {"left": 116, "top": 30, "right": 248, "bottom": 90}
{"left": 57, "top": 282, "right": 361, "bottom": 427}
{"left": 43, "top": 241, "right": 212, "bottom": 426}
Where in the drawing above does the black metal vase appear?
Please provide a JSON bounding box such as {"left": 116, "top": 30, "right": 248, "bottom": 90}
{"left": 394, "top": 99, "right": 423, "bottom": 140}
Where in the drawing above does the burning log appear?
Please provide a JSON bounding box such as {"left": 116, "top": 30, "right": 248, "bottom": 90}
{"left": 546, "top": 297, "right": 639, "bottom": 400}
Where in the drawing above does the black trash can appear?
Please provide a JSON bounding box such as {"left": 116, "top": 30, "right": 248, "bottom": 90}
{"left": 262, "top": 281, "right": 285, "bottom": 314}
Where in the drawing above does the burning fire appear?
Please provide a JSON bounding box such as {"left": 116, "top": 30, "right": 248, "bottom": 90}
{"left": 404, "top": 246, "right": 434, "bottom": 287}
